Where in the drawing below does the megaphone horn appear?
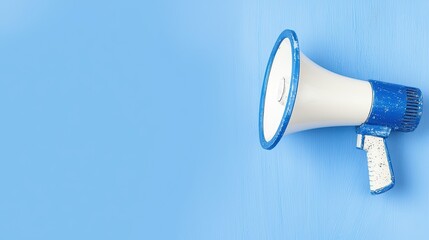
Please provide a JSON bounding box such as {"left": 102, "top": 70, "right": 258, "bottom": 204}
{"left": 259, "top": 29, "right": 423, "bottom": 194}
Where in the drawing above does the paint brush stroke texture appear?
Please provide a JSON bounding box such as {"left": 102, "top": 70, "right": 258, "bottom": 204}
{"left": 0, "top": 0, "right": 428, "bottom": 239}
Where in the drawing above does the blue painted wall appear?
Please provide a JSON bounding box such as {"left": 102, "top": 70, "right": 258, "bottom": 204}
{"left": 0, "top": 0, "right": 428, "bottom": 239}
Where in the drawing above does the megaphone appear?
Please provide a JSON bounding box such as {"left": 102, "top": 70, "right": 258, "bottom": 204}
{"left": 259, "top": 29, "right": 423, "bottom": 194}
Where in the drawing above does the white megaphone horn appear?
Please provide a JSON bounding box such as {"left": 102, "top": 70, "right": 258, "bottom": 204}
{"left": 259, "top": 29, "right": 423, "bottom": 194}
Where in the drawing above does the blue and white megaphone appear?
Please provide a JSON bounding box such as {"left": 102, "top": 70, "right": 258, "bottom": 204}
{"left": 259, "top": 29, "right": 423, "bottom": 194}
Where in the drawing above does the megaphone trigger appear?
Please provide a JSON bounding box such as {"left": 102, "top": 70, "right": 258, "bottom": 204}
{"left": 356, "top": 124, "right": 394, "bottom": 194}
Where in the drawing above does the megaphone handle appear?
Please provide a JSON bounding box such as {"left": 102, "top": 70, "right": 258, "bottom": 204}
{"left": 356, "top": 134, "right": 395, "bottom": 194}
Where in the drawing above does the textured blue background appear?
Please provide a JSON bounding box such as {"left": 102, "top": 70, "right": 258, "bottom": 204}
{"left": 0, "top": 0, "right": 428, "bottom": 239}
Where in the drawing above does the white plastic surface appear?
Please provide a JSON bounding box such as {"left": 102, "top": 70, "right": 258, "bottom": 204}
{"left": 284, "top": 54, "right": 373, "bottom": 134}
{"left": 357, "top": 134, "right": 394, "bottom": 192}
{"left": 262, "top": 39, "right": 292, "bottom": 141}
